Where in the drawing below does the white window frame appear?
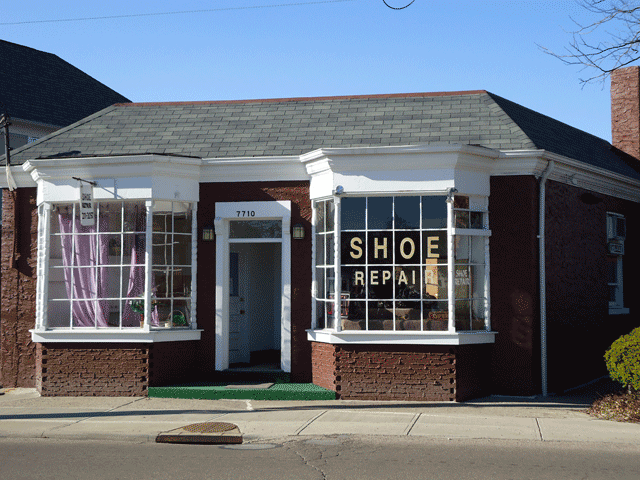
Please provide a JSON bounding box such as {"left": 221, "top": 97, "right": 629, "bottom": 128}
{"left": 309, "top": 193, "right": 494, "bottom": 346}
{"left": 607, "top": 212, "right": 628, "bottom": 315}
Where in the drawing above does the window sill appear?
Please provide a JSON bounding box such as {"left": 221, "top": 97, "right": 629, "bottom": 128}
{"left": 306, "top": 329, "right": 496, "bottom": 345}
{"left": 608, "top": 307, "right": 630, "bottom": 315}
{"left": 30, "top": 328, "right": 203, "bottom": 343}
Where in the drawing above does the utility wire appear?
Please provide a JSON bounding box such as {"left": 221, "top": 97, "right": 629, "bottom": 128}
{"left": 0, "top": 0, "right": 356, "bottom": 26}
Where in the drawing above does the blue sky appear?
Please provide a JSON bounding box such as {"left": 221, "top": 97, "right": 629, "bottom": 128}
{"left": 2, "top": 0, "right": 618, "bottom": 141}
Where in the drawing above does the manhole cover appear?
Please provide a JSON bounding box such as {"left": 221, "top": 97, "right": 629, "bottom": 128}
{"left": 181, "top": 422, "right": 238, "bottom": 433}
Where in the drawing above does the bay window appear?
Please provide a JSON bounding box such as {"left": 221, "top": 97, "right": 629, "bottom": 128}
{"left": 40, "top": 199, "right": 196, "bottom": 331}
{"left": 312, "top": 194, "right": 490, "bottom": 333}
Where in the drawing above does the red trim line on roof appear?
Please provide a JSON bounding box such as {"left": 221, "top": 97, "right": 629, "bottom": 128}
{"left": 114, "top": 90, "right": 488, "bottom": 107}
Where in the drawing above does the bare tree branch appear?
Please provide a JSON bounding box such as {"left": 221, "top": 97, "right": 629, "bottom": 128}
{"left": 540, "top": 0, "right": 640, "bottom": 84}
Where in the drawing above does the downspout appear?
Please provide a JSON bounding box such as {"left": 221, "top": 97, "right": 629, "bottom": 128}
{"left": 539, "top": 160, "right": 554, "bottom": 397}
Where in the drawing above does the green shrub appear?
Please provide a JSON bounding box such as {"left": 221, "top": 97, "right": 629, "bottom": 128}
{"left": 604, "top": 327, "right": 640, "bottom": 392}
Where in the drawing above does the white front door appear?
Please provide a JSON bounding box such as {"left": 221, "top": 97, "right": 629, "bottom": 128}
{"left": 228, "top": 250, "right": 250, "bottom": 364}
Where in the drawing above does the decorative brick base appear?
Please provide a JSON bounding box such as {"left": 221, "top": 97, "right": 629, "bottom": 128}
{"left": 310, "top": 342, "right": 491, "bottom": 401}
{"left": 36, "top": 343, "right": 149, "bottom": 396}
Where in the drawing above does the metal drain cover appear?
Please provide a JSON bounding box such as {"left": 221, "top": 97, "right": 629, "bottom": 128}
{"left": 156, "top": 422, "right": 242, "bottom": 445}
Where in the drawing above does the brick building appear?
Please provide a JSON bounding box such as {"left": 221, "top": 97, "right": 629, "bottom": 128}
{"left": 2, "top": 68, "right": 639, "bottom": 400}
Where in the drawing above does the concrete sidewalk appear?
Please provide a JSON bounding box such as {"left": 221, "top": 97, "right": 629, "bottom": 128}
{"left": 1, "top": 386, "right": 639, "bottom": 445}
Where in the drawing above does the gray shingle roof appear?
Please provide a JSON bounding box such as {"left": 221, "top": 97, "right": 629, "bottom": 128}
{"left": 5, "top": 89, "right": 640, "bottom": 181}
{"left": 0, "top": 40, "right": 130, "bottom": 128}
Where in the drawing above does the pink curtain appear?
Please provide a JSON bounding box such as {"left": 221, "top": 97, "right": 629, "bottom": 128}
{"left": 58, "top": 210, "right": 109, "bottom": 327}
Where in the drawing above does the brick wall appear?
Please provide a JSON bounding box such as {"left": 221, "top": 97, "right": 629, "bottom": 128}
{"left": 311, "top": 342, "right": 491, "bottom": 401}
{"left": 611, "top": 66, "right": 640, "bottom": 159}
{"left": 544, "top": 179, "right": 640, "bottom": 392}
{"left": 311, "top": 341, "right": 337, "bottom": 391}
{"left": 489, "top": 176, "right": 540, "bottom": 395}
{"left": 1, "top": 188, "right": 38, "bottom": 388}
{"left": 197, "top": 181, "right": 312, "bottom": 382}
{"left": 37, "top": 343, "right": 149, "bottom": 396}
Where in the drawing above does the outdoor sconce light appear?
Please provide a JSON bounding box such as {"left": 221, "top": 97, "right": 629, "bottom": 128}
{"left": 292, "top": 223, "right": 305, "bottom": 240}
{"left": 445, "top": 187, "right": 458, "bottom": 204}
{"left": 202, "top": 227, "right": 214, "bottom": 241}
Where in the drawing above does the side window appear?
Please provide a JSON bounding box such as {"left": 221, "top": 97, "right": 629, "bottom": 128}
{"left": 606, "top": 212, "right": 627, "bottom": 314}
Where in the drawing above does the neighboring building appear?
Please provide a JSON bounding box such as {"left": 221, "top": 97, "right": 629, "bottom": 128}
{"left": 0, "top": 39, "right": 131, "bottom": 155}
{"left": 2, "top": 68, "right": 639, "bottom": 400}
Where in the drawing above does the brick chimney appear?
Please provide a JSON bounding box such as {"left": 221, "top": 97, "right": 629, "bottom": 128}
{"left": 611, "top": 66, "right": 640, "bottom": 159}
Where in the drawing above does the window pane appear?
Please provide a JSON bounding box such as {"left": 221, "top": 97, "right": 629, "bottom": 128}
{"left": 455, "top": 236, "right": 470, "bottom": 264}
{"left": 368, "top": 301, "right": 393, "bottom": 330}
{"left": 341, "top": 197, "right": 365, "bottom": 230}
{"left": 395, "top": 266, "right": 421, "bottom": 300}
{"left": 153, "top": 233, "right": 171, "bottom": 266}
{"left": 470, "top": 236, "right": 485, "bottom": 264}
{"left": 470, "top": 211, "right": 483, "bottom": 229}
{"left": 316, "top": 300, "right": 327, "bottom": 329}
{"left": 471, "top": 265, "right": 485, "bottom": 299}
{"left": 153, "top": 202, "right": 173, "bottom": 232}
{"left": 229, "top": 220, "right": 282, "bottom": 238}
{"left": 173, "top": 234, "right": 192, "bottom": 266}
{"left": 173, "top": 203, "right": 192, "bottom": 234}
{"left": 315, "top": 268, "right": 325, "bottom": 299}
{"left": 100, "top": 203, "right": 122, "bottom": 233}
{"left": 394, "top": 196, "right": 420, "bottom": 229}
{"left": 171, "top": 299, "right": 190, "bottom": 327}
{"left": 326, "top": 200, "right": 335, "bottom": 232}
{"left": 315, "top": 234, "right": 325, "bottom": 266}
{"left": 395, "top": 301, "right": 421, "bottom": 331}
{"left": 423, "top": 231, "right": 447, "bottom": 263}
{"left": 471, "top": 299, "right": 486, "bottom": 330}
{"left": 395, "top": 231, "right": 420, "bottom": 264}
{"left": 341, "top": 267, "right": 366, "bottom": 298}
{"left": 341, "top": 232, "right": 365, "bottom": 265}
{"left": 315, "top": 201, "right": 326, "bottom": 234}
{"left": 325, "top": 232, "right": 335, "bottom": 265}
{"left": 367, "top": 231, "right": 393, "bottom": 264}
{"left": 454, "top": 265, "right": 471, "bottom": 299}
{"left": 341, "top": 301, "right": 365, "bottom": 330}
{"left": 424, "top": 304, "right": 448, "bottom": 331}
{"left": 453, "top": 196, "right": 469, "bottom": 209}
{"left": 47, "top": 300, "right": 70, "bottom": 327}
{"left": 422, "top": 196, "right": 447, "bottom": 229}
{"left": 455, "top": 300, "right": 471, "bottom": 331}
{"left": 455, "top": 210, "right": 469, "bottom": 228}
{"left": 124, "top": 202, "right": 147, "bottom": 232}
{"left": 368, "top": 266, "right": 393, "bottom": 299}
{"left": 424, "top": 264, "right": 448, "bottom": 299}
{"left": 367, "top": 197, "right": 393, "bottom": 230}
{"left": 172, "top": 268, "right": 191, "bottom": 297}
{"left": 153, "top": 269, "right": 170, "bottom": 298}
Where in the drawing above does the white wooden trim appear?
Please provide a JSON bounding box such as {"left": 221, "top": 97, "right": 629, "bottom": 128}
{"left": 30, "top": 329, "right": 203, "bottom": 343}
{"left": 307, "top": 329, "right": 496, "bottom": 345}
{"left": 214, "top": 201, "right": 292, "bottom": 373}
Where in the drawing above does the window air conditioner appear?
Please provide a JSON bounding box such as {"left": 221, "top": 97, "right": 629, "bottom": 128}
{"left": 608, "top": 242, "right": 624, "bottom": 256}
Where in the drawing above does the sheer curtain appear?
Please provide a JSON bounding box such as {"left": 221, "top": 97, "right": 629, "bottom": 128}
{"left": 121, "top": 206, "right": 159, "bottom": 327}
{"left": 58, "top": 209, "right": 109, "bottom": 327}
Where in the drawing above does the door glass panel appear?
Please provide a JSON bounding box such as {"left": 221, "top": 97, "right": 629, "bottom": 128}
{"left": 229, "top": 220, "right": 282, "bottom": 238}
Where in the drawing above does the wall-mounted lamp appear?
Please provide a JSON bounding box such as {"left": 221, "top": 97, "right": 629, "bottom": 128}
{"left": 292, "top": 223, "right": 305, "bottom": 240}
{"left": 202, "top": 227, "right": 214, "bottom": 241}
{"left": 445, "top": 187, "right": 458, "bottom": 204}
{"left": 334, "top": 185, "right": 344, "bottom": 196}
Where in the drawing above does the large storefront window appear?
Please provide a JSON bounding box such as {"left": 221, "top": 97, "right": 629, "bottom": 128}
{"left": 313, "top": 194, "right": 489, "bottom": 333}
{"left": 45, "top": 200, "right": 194, "bottom": 330}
